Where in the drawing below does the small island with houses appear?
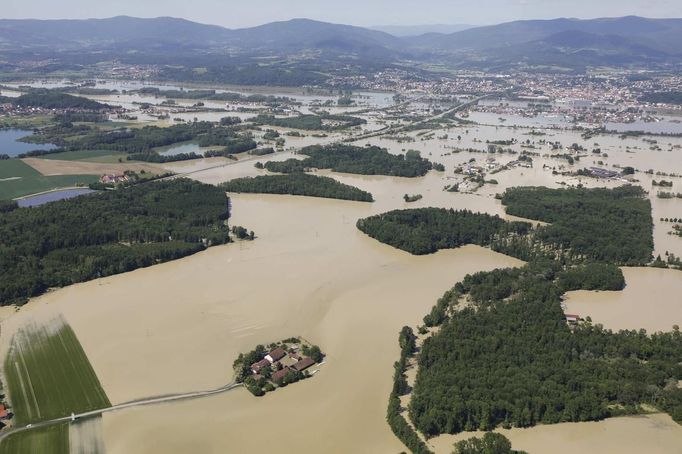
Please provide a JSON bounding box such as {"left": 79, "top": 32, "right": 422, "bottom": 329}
{"left": 233, "top": 337, "right": 324, "bottom": 396}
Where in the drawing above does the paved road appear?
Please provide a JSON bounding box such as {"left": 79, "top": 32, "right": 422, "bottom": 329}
{"left": 0, "top": 381, "right": 242, "bottom": 441}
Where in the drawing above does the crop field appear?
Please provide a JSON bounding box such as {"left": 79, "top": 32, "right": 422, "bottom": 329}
{"left": 4, "top": 317, "right": 110, "bottom": 426}
{"left": 0, "top": 423, "right": 69, "bottom": 454}
{"left": 0, "top": 159, "right": 97, "bottom": 199}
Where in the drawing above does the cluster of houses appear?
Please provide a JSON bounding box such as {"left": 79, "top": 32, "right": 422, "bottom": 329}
{"left": 589, "top": 167, "right": 619, "bottom": 179}
{"left": 99, "top": 173, "right": 130, "bottom": 185}
{"left": 250, "top": 346, "right": 317, "bottom": 384}
{"left": 0, "top": 399, "right": 13, "bottom": 430}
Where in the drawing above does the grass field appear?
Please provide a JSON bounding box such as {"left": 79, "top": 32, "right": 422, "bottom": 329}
{"left": 0, "top": 159, "right": 97, "bottom": 200}
{"left": 0, "top": 423, "right": 69, "bottom": 454}
{"left": 4, "top": 317, "right": 110, "bottom": 426}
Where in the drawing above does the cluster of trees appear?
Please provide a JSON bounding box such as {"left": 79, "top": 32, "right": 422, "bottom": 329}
{"left": 0, "top": 180, "right": 232, "bottom": 306}
{"left": 409, "top": 264, "right": 682, "bottom": 437}
{"left": 387, "top": 326, "right": 433, "bottom": 454}
{"left": 222, "top": 173, "right": 373, "bottom": 202}
{"left": 264, "top": 145, "right": 437, "bottom": 178}
{"left": 53, "top": 112, "right": 108, "bottom": 123}
{"left": 452, "top": 433, "right": 525, "bottom": 454}
{"left": 556, "top": 263, "right": 625, "bottom": 293}
{"left": 357, "top": 208, "right": 531, "bottom": 255}
{"left": 132, "top": 87, "right": 292, "bottom": 105}
{"left": 501, "top": 186, "right": 654, "bottom": 265}
{"left": 248, "top": 148, "right": 275, "bottom": 156}
{"left": 127, "top": 151, "right": 202, "bottom": 163}
{"left": 252, "top": 113, "right": 366, "bottom": 131}
{"left": 404, "top": 194, "right": 423, "bottom": 203}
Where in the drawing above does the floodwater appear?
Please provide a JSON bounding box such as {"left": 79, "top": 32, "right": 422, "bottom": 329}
{"left": 0, "top": 154, "right": 522, "bottom": 453}
{"left": 0, "top": 129, "right": 57, "bottom": 157}
{"left": 2, "top": 92, "right": 682, "bottom": 453}
{"left": 428, "top": 413, "right": 682, "bottom": 454}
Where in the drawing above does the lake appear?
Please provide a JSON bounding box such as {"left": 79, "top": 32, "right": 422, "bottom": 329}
{"left": 17, "top": 188, "right": 96, "bottom": 207}
{"left": 0, "top": 129, "right": 58, "bottom": 157}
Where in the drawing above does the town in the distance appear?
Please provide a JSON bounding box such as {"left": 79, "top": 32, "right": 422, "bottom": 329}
{"left": 0, "top": 4, "right": 681, "bottom": 454}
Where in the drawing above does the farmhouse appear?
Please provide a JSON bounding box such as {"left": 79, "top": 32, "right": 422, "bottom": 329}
{"left": 271, "top": 367, "right": 291, "bottom": 383}
{"left": 589, "top": 167, "right": 618, "bottom": 179}
{"left": 293, "top": 357, "right": 315, "bottom": 372}
{"left": 251, "top": 358, "right": 270, "bottom": 374}
{"left": 100, "top": 173, "right": 129, "bottom": 184}
{"left": 565, "top": 314, "right": 581, "bottom": 324}
{"left": 265, "top": 347, "right": 287, "bottom": 363}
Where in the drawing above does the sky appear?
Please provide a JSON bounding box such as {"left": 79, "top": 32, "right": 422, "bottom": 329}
{"left": 3, "top": 0, "right": 682, "bottom": 28}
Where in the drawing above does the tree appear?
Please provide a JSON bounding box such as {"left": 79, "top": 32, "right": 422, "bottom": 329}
{"left": 308, "top": 345, "right": 323, "bottom": 362}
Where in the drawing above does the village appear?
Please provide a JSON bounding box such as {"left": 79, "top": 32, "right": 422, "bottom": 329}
{"left": 233, "top": 337, "right": 324, "bottom": 396}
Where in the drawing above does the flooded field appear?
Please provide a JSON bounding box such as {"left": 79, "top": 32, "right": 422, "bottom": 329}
{"left": 429, "top": 413, "right": 682, "bottom": 454}
{"left": 564, "top": 267, "right": 682, "bottom": 333}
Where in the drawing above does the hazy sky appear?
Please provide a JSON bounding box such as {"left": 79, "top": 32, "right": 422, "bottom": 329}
{"left": 4, "top": 0, "right": 682, "bottom": 28}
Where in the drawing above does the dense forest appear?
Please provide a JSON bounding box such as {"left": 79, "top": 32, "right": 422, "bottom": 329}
{"left": 357, "top": 208, "right": 531, "bottom": 255}
{"left": 222, "top": 173, "right": 373, "bottom": 202}
{"left": 355, "top": 187, "right": 654, "bottom": 264}
{"left": 409, "top": 264, "right": 682, "bottom": 436}
{"left": 363, "top": 185, "right": 671, "bottom": 452}
{"left": 252, "top": 113, "right": 366, "bottom": 131}
{"left": 501, "top": 186, "right": 653, "bottom": 265}
{"left": 0, "top": 180, "right": 232, "bottom": 306}
{"left": 265, "top": 144, "right": 437, "bottom": 178}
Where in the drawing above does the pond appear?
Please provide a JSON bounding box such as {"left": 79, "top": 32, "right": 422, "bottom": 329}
{"left": 0, "top": 129, "right": 58, "bottom": 157}
{"left": 17, "top": 188, "right": 96, "bottom": 207}
{"left": 158, "top": 143, "right": 206, "bottom": 157}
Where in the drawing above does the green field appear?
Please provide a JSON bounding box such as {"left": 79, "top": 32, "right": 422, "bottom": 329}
{"left": 0, "top": 160, "right": 39, "bottom": 180}
{"left": 0, "top": 423, "right": 68, "bottom": 454}
{"left": 4, "top": 317, "right": 110, "bottom": 426}
{"left": 38, "top": 150, "right": 127, "bottom": 163}
{"left": 0, "top": 159, "right": 97, "bottom": 200}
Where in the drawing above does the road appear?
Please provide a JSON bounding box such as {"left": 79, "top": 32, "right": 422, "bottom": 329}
{"left": 345, "top": 94, "right": 490, "bottom": 143}
{"left": 0, "top": 381, "right": 243, "bottom": 441}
